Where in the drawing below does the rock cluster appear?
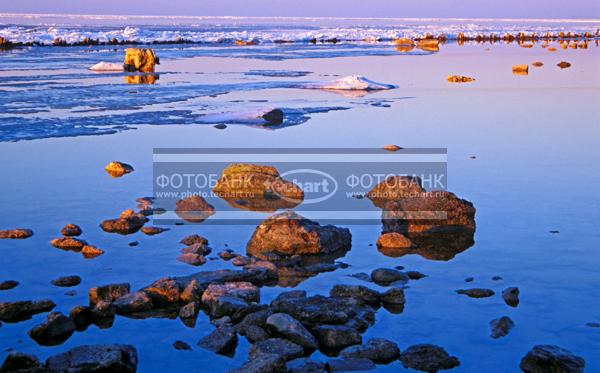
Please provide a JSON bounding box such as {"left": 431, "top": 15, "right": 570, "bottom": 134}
{"left": 0, "top": 229, "right": 33, "bottom": 239}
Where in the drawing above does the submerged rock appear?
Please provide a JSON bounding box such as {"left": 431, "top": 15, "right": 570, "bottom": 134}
{"left": 198, "top": 326, "right": 238, "bottom": 356}
{"left": 124, "top": 48, "right": 159, "bottom": 72}
{"left": 141, "top": 226, "right": 170, "bottom": 235}
{"left": 447, "top": 75, "right": 476, "bottom": 83}
{"left": 60, "top": 224, "right": 82, "bottom": 237}
{"left": 456, "top": 288, "right": 495, "bottom": 298}
{"left": 0, "top": 229, "right": 33, "bottom": 239}
{"left": 379, "top": 287, "right": 405, "bottom": 306}
{"left": 490, "top": 316, "right": 515, "bottom": 339}
{"left": 0, "top": 280, "right": 19, "bottom": 290}
{"left": 104, "top": 161, "right": 134, "bottom": 177}
{"left": 0, "top": 299, "right": 56, "bottom": 323}
{"left": 520, "top": 345, "right": 585, "bottom": 373}
{"left": 51, "top": 275, "right": 82, "bottom": 287}
{"left": 400, "top": 344, "right": 460, "bottom": 372}
{"left": 502, "top": 287, "right": 520, "bottom": 307}
{"left": 28, "top": 312, "right": 76, "bottom": 346}
{"left": 246, "top": 210, "right": 351, "bottom": 260}
{"left": 249, "top": 338, "right": 304, "bottom": 361}
{"left": 371, "top": 268, "right": 409, "bottom": 286}
{"left": 173, "top": 340, "right": 191, "bottom": 350}
{"left": 339, "top": 338, "right": 400, "bottom": 363}
{"left": 100, "top": 209, "right": 148, "bottom": 234}
{"left": 327, "top": 357, "right": 376, "bottom": 372}
{"left": 265, "top": 313, "right": 319, "bottom": 351}
{"left": 45, "top": 344, "right": 138, "bottom": 373}
{"left": 175, "top": 195, "right": 215, "bottom": 223}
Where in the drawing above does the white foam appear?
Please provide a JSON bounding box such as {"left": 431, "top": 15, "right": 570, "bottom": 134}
{"left": 89, "top": 62, "right": 123, "bottom": 71}
{"left": 306, "top": 75, "right": 396, "bottom": 91}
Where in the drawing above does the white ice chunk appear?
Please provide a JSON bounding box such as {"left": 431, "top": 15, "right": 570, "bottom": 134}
{"left": 89, "top": 62, "right": 123, "bottom": 71}
{"left": 306, "top": 75, "right": 396, "bottom": 91}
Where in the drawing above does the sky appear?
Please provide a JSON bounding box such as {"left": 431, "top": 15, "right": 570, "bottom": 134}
{"left": 1, "top": 0, "right": 599, "bottom": 19}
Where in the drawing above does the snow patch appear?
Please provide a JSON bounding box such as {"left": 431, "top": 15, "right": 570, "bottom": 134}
{"left": 89, "top": 62, "right": 123, "bottom": 71}
{"left": 305, "top": 75, "right": 396, "bottom": 91}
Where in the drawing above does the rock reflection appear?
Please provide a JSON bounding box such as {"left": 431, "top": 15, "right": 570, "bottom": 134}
{"left": 124, "top": 73, "right": 160, "bottom": 85}
{"left": 377, "top": 229, "right": 475, "bottom": 261}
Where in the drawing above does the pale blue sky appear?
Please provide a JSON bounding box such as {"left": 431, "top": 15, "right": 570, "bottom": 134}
{"left": 1, "top": 0, "right": 599, "bottom": 19}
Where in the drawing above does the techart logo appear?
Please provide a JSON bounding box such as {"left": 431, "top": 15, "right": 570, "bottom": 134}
{"left": 279, "top": 169, "right": 338, "bottom": 204}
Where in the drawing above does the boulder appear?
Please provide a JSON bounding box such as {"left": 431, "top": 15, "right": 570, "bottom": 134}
{"left": 246, "top": 211, "right": 351, "bottom": 259}
{"left": 0, "top": 280, "right": 19, "bottom": 290}
{"left": 113, "top": 292, "right": 153, "bottom": 315}
{"left": 207, "top": 296, "right": 250, "bottom": 320}
{"left": 89, "top": 283, "right": 131, "bottom": 306}
{"left": 456, "top": 288, "right": 495, "bottom": 298}
{"left": 340, "top": 338, "right": 400, "bottom": 363}
{"left": 173, "top": 340, "right": 191, "bottom": 350}
{"left": 265, "top": 313, "right": 319, "bottom": 350}
{"left": 235, "top": 308, "right": 273, "bottom": 335}
{"left": 379, "top": 287, "right": 405, "bottom": 305}
{"left": 50, "top": 237, "right": 87, "bottom": 251}
{"left": 229, "top": 352, "right": 285, "bottom": 373}
{"left": 179, "top": 302, "right": 199, "bottom": 320}
{"left": 212, "top": 164, "right": 303, "bottom": 212}
{"left": 367, "top": 176, "right": 424, "bottom": 208}
{"left": 261, "top": 108, "right": 285, "bottom": 125}
{"left": 0, "top": 229, "right": 33, "bottom": 239}
{"left": 51, "top": 275, "right": 82, "bottom": 287}
{"left": 249, "top": 338, "right": 304, "bottom": 361}
{"left": 371, "top": 268, "right": 409, "bottom": 286}
{"left": 326, "top": 357, "right": 377, "bottom": 372}
{"left": 180, "top": 234, "right": 209, "bottom": 246}
{"left": 520, "top": 345, "right": 585, "bottom": 373}
{"left": 512, "top": 64, "right": 529, "bottom": 75}
{"left": 175, "top": 195, "right": 215, "bottom": 223}
{"left": 28, "top": 312, "right": 76, "bottom": 346}
{"left": 376, "top": 232, "right": 414, "bottom": 250}
{"left": 100, "top": 209, "right": 148, "bottom": 234}
{"left": 104, "top": 161, "right": 134, "bottom": 177}
{"left": 202, "top": 282, "right": 260, "bottom": 304}
{"left": 123, "top": 48, "right": 159, "bottom": 72}
{"left": 447, "top": 75, "right": 476, "bottom": 83}
{"left": 45, "top": 344, "right": 138, "bottom": 373}
{"left": 1, "top": 352, "right": 41, "bottom": 371}
{"left": 0, "top": 299, "right": 56, "bottom": 323}
{"left": 197, "top": 326, "right": 238, "bottom": 357}
{"left": 181, "top": 243, "right": 212, "bottom": 256}
{"left": 69, "top": 305, "right": 95, "bottom": 331}
{"left": 502, "top": 287, "right": 520, "bottom": 307}
{"left": 81, "top": 245, "right": 105, "bottom": 259}
{"left": 219, "top": 249, "right": 238, "bottom": 260}
{"left": 416, "top": 39, "right": 440, "bottom": 52}
{"left": 60, "top": 224, "right": 82, "bottom": 237}
{"left": 141, "top": 226, "right": 170, "bottom": 235}
{"left": 400, "top": 344, "right": 460, "bottom": 372}
{"left": 394, "top": 38, "right": 415, "bottom": 46}
{"left": 177, "top": 253, "right": 206, "bottom": 266}
{"left": 286, "top": 358, "right": 325, "bottom": 373}
{"left": 490, "top": 316, "right": 515, "bottom": 339}
{"left": 312, "top": 325, "right": 362, "bottom": 350}
{"left": 329, "top": 285, "right": 380, "bottom": 307}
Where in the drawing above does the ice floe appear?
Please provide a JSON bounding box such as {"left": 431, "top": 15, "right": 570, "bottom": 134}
{"left": 304, "top": 75, "right": 397, "bottom": 91}
{"left": 89, "top": 62, "right": 123, "bottom": 71}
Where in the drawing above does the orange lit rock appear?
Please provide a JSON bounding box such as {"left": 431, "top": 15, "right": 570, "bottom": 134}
{"left": 104, "top": 161, "right": 134, "bottom": 177}
{"left": 557, "top": 61, "right": 571, "bottom": 69}
{"left": 123, "top": 48, "right": 159, "bottom": 72}
{"left": 376, "top": 232, "right": 414, "bottom": 250}
{"left": 512, "top": 64, "right": 529, "bottom": 75}
{"left": 447, "top": 75, "right": 476, "bottom": 83}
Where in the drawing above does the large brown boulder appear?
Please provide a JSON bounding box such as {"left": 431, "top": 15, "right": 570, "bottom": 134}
{"left": 246, "top": 211, "right": 351, "bottom": 259}
{"left": 367, "top": 176, "right": 424, "bottom": 209}
{"left": 213, "top": 164, "right": 303, "bottom": 212}
{"left": 100, "top": 209, "right": 148, "bottom": 234}
{"left": 175, "top": 195, "right": 215, "bottom": 223}
{"left": 123, "top": 48, "right": 159, "bottom": 72}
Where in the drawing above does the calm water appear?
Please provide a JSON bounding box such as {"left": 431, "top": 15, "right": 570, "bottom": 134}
{"left": 1, "top": 16, "right": 600, "bottom": 372}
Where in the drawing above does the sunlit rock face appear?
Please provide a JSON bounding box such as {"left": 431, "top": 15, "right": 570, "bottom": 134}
{"left": 123, "top": 48, "right": 159, "bottom": 72}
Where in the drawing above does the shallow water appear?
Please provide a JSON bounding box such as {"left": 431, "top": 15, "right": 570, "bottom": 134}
{"left": 1, "top": 17, "right": 600, "bottom": 373}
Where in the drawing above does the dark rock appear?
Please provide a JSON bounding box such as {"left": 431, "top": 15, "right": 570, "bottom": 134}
{"left": 51, "top": 275, "right": 81, "bottom": 287}
{"left": 198, "top": 326, "right": 238, "bottom": 356}
{"left": 175, "top": 195, "right": 215, "bottom": 223}
{"left": 177, "top": 253, "right": 206, "bottom": 266}
{"left": 0, "top": 299, "right": 56, "bottom": 323}
{"left": 246, "top": 211, "right": 351, "bottom": 259}
{"left": 181, "top": 243, "right": 212, "bottom": 256}
{"left": 100, "top": 209, "right": 148, "bottom": 235}
{"left": 407, "top": 271, "right": 427, "bottom": 280}
{"left": 113, "top": 292, "right": 153, "bottom": 314}
{"left": 214, "top": 124, "right": 227, "bottom": 129}
{"left": 327, "top": 357, "right": 376, "bottom": 372}
{"left": 141, "top": 226, "right": 170, "bottom": 235}
{"left": 208, "top": 296, "right": 249, "bottom": 319}
{"left": 379, "top": 287, "right": 405, "bottom": 305}
{"left": 465, "top": 277, "right": 474, "bottom": 282}
{"left": 245, "top": 325, "right": 270, "bottom": 343}
{"left": 262, "top": 108, "right": 285, "bottom": 125}
{"left": 520, "top": 345, "right": 585, "bottom": 373}
{"left": 557, "top": 61, "right": 571, "bottom": 69}
{"left": 0, "top": 280, "right": 19, "bottom": 290}
{"left": 371, "top": 268, "right": 409, "bottom": 286}
{"left": 179, "top": 302, "right": 199, "bottom": 320}
{"left": 330, "top": 285, "right": 380, "bottom": 307}
{"left": 180, "top": 234, "right": 209, "bottom": 246}
{"left": 286, "top": 358, "right": 325, "bottom": 373}
{"left": 502, "top": 287, "right": 520, "bottom": 307}
{"left": 173, "top": 340, "right": 191, "bottom": 350}
{"left": 456, "top": 288, "right": 495, "bottom": 298}
{"left": 60, "top": 224, "right": 82, "bottom": 237}
{"left": 89, "top": 283, "right": 131, "bottom": 306}
{"left": 219, "top": 250, "right": 238, "bottom": 260}
{"left": 229, "top": 352, "right": 285, "bottom": 373}
{"left": 128, "top": 241, "right": 139, "bottom": 247}
{"left": 400, "top": 344, "right": 460, "bottom": 372}
{"left": 339, "top": 338, "right": 400, "bottom": 363}
{"left": 348, "top": 273, "right": 372, "bottom": 282}
{"left": 50, "top": 237, "right": 87, "bottom": 251}
{"left": 28, "top": 312, "right": 76, "bottom": 346}
{"left": 0, "top": 229, "right": 33, "bottom": 239}
{"left": 69, "top": 305, "right": 94, "bottom": 331}
{"left": 265, "top": 313, "right": 318, "bottom": 350}
{"left": 249, "top": 338, "right": 304, "bottom": 361}
{"left": 490, "top": 316, "right": 515, "bottom": 339}
{"left": 1, "top": 352, "right": 41, "bottom": 371}
{"left": 235, "top": 308, "right": 273, "bottom": 333}
{"left": 45, "top": 344, "right": 138, "bottom": 372}
{"left": 312, "top": 325, "right": 362, "bottom": 351}
{"left": 232, "top": 256, "right": 252, "bottom": 266}
{"left": 492, "top": 276, "right": 503, "bottom": 281}
{"left": 586, "top": 322, "right": 600, "bottom": 328}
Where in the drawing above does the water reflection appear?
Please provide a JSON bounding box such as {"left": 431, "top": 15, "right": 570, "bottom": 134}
{"left": 378, "top": 229, "right": 475, "bottom": 261}
{"left": 125, "top": 73, "right": 160, "bottom": 85}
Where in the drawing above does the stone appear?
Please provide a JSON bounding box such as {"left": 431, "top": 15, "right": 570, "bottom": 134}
{"left": 60, "top": 224, "right": 82, "bottom": 236}
{"left": 340, "top": 338, "right": 400, "bottom": 363}
{"left": 447, "top": 75, "right": 476, "bottom": 83}
{"left": 177, "top": 253, "right": 206, "bottom": 266}
{"left": 286, "top": 358, "right": 325, "bottom": 373}
{"left": 512, "top": 64, "right": 529, "bottom": 75}
{"left": 141, "top": 226, "right": 170, "bottom": 235}
{"left": 143, "top": 278, "right": 182, "bottom": 304}
{"left": 312, "top": 325, "right": 362, "bottom": 350}
{"left": 330, "top": 285, "right": 380, "bottom": 307}
{"left": 394, "top": 37, "right": 415, "bottom": 46}
{"left": 379, "top": 287, "right": 405, "bottom": 305}
{"left": 51, "top": 275, "right": 81, "bottom": 287}
{"left": 371, "top": 268, "right": 409, "bottom": 286}
{"left": 235, "top": 308, "right": 273, "bottom": 334}
{"left": 229, "top": 353, "right": 285, "bottom": 373}
{"left": 376, "top": 232, "right": 414, "bottom": 250}
{"left": 1, "top": 352, "right": 41, "bottom": 371}
{"left": 175, "top": 195, "right": 215, "bottom": 223}
{"left": 532, "top": 61, "right": 544, "bottom": 67}
{"left": 465, "top": 277, "right": 474, "bottom": 282}
{"left": 202, "top": 282, "right": 260, "bottom": 304}
{"left": 367, "top": 176, "right": 424, "bottom": 208}
{"left": 69, "top": 305, "right": 94, "bottom": 330}
{"left": 104, "top": 161, "right": 134, "bottom": 177}
{"left": 89, "top": 283, "right": 131, "bottom": 306}
{"left": 0, "top": 299, "right": 56, "bottom": 322}
{"left": 383, "top": 144, "right": 403, "bottom": 151}
{"left": 246, "top": 211, "right": 351, "bottom": 259}
{"left": 123, "top": 48, "right": 159, "bottom": 72}
{"left": 456, "top": 288, "right": 495, "bottom": 298}
{"left": 173, "top": 340, "right": 191, "bottom": 350}
{"left": 219, "top": 249, "right": 238, "bottom": 260}
{"left": 50, "top": 237, "right": 87, "bottom": 251}
{"left": 407, "top": 271, "right": 427, "bottom": 280}
{"left": 348, "top": 273, "right": 372, "bottom": 282}
{"left": 197, "top": 326, "right": 238, "bottom": 356}
{"left": 113, "top": 292, "right": 153, "bottom": 314}
{"left": 81, "top": 245, "right": 105, "bottom": 258}
{"left": 232, "top": 255, "right": 252, "bottom": 266}
{"left": 45, "top": 344, "right": 138, "bottom": 372}
{"left": 262, "top": 108, "right": 285, "bottom": 125}
{"left": 179, "top": 302, "right": 199, "bottom": 320}
{"left": 212, "top": 164, "right": 303, "bottom": 212}
{"left": 28, "top": 312, "right": 76, "bottom": 346}
{"left": 400, "top": 344, "right": 460, "bottom": 372}
{"left": 327, "top": 358, "right": 377, "bottom": 372}
{"left": 181, "top": 243, "right": 212, "bottom": 256}
{"left": 490, "top": 316, "right": 515, "bottom": 339}
{"left": 520, "top": 345, "right": 585, "bottom": 373}
{"left": 180, "top": 234, "right": 208, "bottom": 246}
{"left": 265, "top": 313, "right": 319, "bottom": 350}
{"left": 249, "top": 338, "right": 304, "bottom": 361}
{"left": 0, "top": 280, "right": 19, "bottom": 290}
{"left": 416, "top": 39, "right": 440, "bottom": 52}
{"left": 208, "top": 296, "right": 250, "bottom": 320}
{"left": 0, "top": 229, "right": 33, "bottom": 239}
{"left": 502, "top": 287, "right": 520, "bottom": 307}
{"left": 100, "top": 209, "right": 148, "bottom": 234}
{"left": 557, "top": 61, "right": 571, "bottom": 69}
